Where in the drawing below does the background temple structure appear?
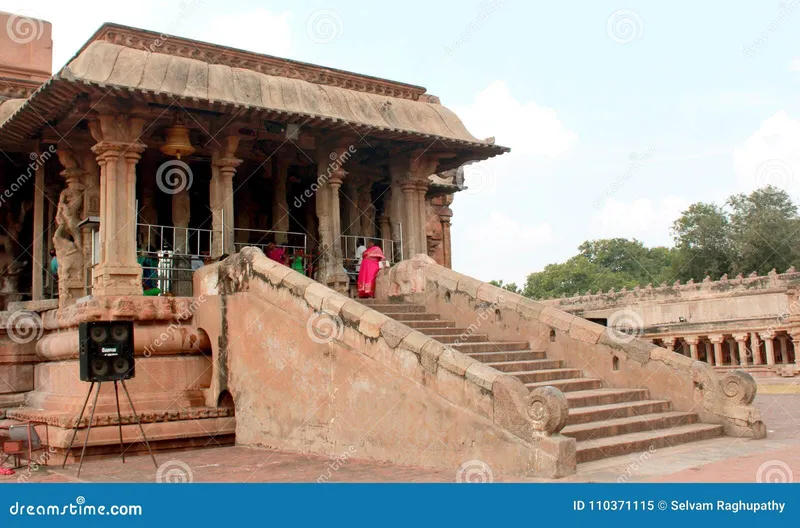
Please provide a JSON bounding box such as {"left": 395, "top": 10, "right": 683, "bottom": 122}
{"left": 0, "top": 14, "right": 768, "bottom": 479}
{"left": 545, "top": 269, "right": 800, "bottom": 377}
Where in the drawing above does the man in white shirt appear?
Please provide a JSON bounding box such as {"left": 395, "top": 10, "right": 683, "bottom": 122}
{"left": 354, "top": 238, "right": 366, "bottom": 272}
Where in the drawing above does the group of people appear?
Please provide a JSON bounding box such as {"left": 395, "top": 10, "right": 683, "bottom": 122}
{"left": 265, "top": 238, "right": 385, "bottom": 298}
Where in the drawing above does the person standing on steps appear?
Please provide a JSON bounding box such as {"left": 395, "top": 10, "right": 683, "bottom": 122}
{"left": 357, "top": 239, "right": 385, "bottom": 298}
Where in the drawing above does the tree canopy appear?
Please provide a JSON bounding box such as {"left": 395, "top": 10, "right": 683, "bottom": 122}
{"left": 499, "top": 186, "right": 800, "bottom": 300}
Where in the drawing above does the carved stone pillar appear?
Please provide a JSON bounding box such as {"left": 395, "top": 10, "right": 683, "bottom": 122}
{"left": 662, "top": 336, "right": 677, "bottom": 352}
{"left": 378, "top": 216, "right": 391, "bottom": 244}
{"left": 344, "top": 177, "right": 360, "bottom": 237}
{"left": 272, "top": 157, "right": 291, "bottom": 244}
{"left": 439, "top": 194, "right": 453, "bottom": 268}
{"left": 314, "top": 144, "right": 349, "bottom": 293}
{"left": 172, "top": 189, "right": 192, "bottom": 296}
{"left": 709, "top": 334, "right": 724, "bottom": 366}
{"left": 400, "top": 179, "right": 418, "bottom": 258}
{"left": 750, "top": 332, "right": 762, "bottom": 365}
{"left": 210, "top": 136, "right": 241, "bottom": 257}
{"left": 685, "top": 335, "right": 700, "bottom": 361}
{"left": 137, "top": 155, "right": 159, "bottom": 250}
{"left": 703, "top": 341, "right": 714, "bottom": 365}
{"left": 416, "top": 179, "right": 430, "bottom": 257}
{"left": 733, "top": 333, "right": 749, "bottom": 367}
{"left": 725, "top": 337, "right": 739, "bottom": 366}
{"left": 388, "top": 162, "right": 405, "bottom": 258}
{"left": 358, "top": 180, "right": 376, "bottom": 239}
{"left": 32, "top": 146, "right": 47, "bottom": 300}
{"left": 88, "top": 113, "right": 147, "bottom": 297}
{"left": 789, "top": 331, "right": 800, "bottom": 367}
{"left": 778, "top": 335, "right": 789, "bottom": 365}
{"left": 54, "top": 148, "right": 88, "bottom": 305}
{"left": 763, "top": 334, "right": 776, "bottom": 365}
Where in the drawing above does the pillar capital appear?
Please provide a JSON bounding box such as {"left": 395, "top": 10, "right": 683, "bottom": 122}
{"left": 708, "top": 334, "right": 725, "bottom": 344}
{"left": 683, "top": 335, "right": 700, "bottom": 345}
{"left": 732, "top": 333, "right": 749, "bottom": 342}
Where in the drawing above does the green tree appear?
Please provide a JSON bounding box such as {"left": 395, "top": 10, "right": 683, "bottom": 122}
{"left": 488, "top": 280, "right": 521, "bottom": 294}
{"left": 727, "top": 186, "right": 800, "bottom": 275}
{"left": 670, "top": 202, "right": 732, "bottom": 282}
{"left": 523, "top": 255, "right": 629, "bottom": 299}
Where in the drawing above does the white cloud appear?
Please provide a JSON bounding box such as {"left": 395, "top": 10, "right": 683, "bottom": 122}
{"left": 733, "top": 110, "right": 800, "bottom": 196}
{"left": 453, "top": 211, "right": 554, "bottom": 284}
{"left": 789, "top": 59, "right": 800, "bottom": 71}
{"left": 454, "top": 80, "right": 577, "bottom": 157}
{"left": 589, "top": 196, "right": 690, "bottom": 247}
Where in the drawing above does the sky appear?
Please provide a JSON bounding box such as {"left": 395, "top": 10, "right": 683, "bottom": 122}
{"left": 5, "top": 0, "right": 800, "bottom": 285}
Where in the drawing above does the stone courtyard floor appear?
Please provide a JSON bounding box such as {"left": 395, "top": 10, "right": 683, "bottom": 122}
{"left": 2, "top": 379, "right": 797, "bottom": 484}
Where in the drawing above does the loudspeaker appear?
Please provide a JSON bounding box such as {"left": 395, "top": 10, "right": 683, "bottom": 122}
{"left": 78, "top": 321, "right": 135, "bottom": 382}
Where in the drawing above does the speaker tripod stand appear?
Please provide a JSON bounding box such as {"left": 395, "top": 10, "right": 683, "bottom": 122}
{"left": 61, "top": 380, "right": 158, "bottom": 477}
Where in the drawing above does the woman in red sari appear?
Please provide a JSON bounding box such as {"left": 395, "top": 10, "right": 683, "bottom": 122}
{"left": 357, "top": 239, "right": 385, "bottom": 298}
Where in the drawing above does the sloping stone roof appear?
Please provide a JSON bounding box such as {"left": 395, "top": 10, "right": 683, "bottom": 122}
{"left": 0, "top": 39, "right": 508, "bottom": 162}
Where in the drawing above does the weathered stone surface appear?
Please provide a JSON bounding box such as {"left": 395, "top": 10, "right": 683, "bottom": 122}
{"left": 281, "top": 271, "right": 314, "bottom": 297}
{"left": 568, "top": 317, "right": 604, "bottom": 344}
{"left": 380, "top": 320, "right": 413, "bottom": 348}
{"left": 399, "top": 330, "right": 430, "bottom": 356}
{"left": 321, "top": 295, "right": 348, "bottom": 318}
{"left": 439, "top": 348, "right": 475, "bottom": 376}
{"left": 340, "top": 300, "right": 368, "bottom": 326}
{"left": 359, "top": 310, "right": 390, "bottom": 339}
{"left": 456, "top": 276, "right": 482, "bottom": 299}
{"left": 539, "top": 306, "right": 575, "bottom": 331}
{"left": 420, "top": 340, "right": 447, "bottom": 374}
{"left": 527, "top": 386, "right": 569, "bottom": 434}
{"left": 476, "top": 283, "right": 504, "bottom": 305}
{"left": 465, "top": 361, "right": 501, "bottom": 390}
{"left": 303, "top": 282, "right": 330, "bottom": 311}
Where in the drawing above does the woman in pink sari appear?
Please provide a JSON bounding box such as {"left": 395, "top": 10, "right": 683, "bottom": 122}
{"left": 357, "top": 239, "right": 385, "bottom": 298}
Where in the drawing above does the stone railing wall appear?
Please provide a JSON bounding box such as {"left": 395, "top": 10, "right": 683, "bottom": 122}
{"left": 193, "top": 247, "right": 576, "bottom": 478}
{"left": 377, "top": 255, "right": 766, "bottom": 439}
{"left": 547, "top": 267, "right": 800, "bottom": 312}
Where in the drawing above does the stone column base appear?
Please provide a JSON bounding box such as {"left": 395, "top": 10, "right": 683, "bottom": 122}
{"left": 92, "top": 264, "right": 143, "bottom": 297}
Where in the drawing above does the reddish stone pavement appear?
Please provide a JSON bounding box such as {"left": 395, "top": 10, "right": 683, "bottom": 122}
{"left": 1, "top": 393, "right": 797, "bottom": 483}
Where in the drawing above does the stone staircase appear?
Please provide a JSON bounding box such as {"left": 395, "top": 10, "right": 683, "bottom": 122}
{"left": 360, "top": 299, "right": 724, "bottom": 465}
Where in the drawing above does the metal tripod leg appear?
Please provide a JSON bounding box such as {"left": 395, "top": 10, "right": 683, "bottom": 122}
{"left": 120, "top": 380, "right": 157, "bottom": 469}
{"left": 77, "top": 381, "right": 102, "bottom": 478}
{"left": 61, "top": 381, "right": 95, "bottom": 469}
{"left": 114, "top": 381, "right": 125, "bottom": 464}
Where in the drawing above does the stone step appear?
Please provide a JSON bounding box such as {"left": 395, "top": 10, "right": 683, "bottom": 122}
{"left": 450, "top": 341, "right": 531, "bottom": 353}
{"left": 367, "top": 304, "right": 427, "bottom": 314}
{"left": 565, "top": 388, "right": 651, "bottom": 408}
{"left": 565, "top": 411, "right": 700, "bottom": 443}
{"left": 427, "top": 334, "right": 489, "bottom": 344}
{"left": 576, "top": 423, "right": 724, "bottom": 464}
{"left": 512, "top": 368, "right": 584, "bottom": 384}
{"left": 416, "top": 327, "right": 470, "bottom": 336}
{"left": 567, "top": 399, "right": 672, "bottom": 425}
{"left": 404, "top": 321, "right": 456, "bottom": 329}
{"left": 526, "top": 377, "right": 604, "bottom": 392}
{"left": 467, "top": 350, "right": 548, "bottom": 363}
{"left": 485, "top": 359, "right": 564, "bottom": 372}
{"left": 384, "top": 312, "right": 441, "bottom": 322}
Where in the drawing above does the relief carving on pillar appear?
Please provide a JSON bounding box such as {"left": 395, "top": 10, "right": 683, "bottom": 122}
{"left": 53, "top": 182, "right": 86, "bottom": 304}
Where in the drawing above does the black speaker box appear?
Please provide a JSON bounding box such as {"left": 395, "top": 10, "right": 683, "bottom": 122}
{"left": 78, "top": 321, "right": 135, "bottom": 382}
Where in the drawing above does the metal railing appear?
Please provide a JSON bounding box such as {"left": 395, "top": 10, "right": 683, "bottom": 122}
{"left": 137, "top": 223, "right": 216, "bottom": 296}
{"left": 233, "top": 228, "right": 307, "bottom": 256}
{"left": 341, "top": 235, "right": 396, "bottom": 283}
